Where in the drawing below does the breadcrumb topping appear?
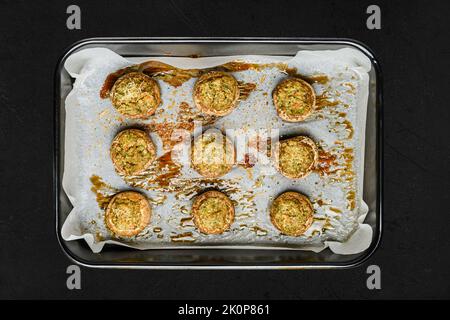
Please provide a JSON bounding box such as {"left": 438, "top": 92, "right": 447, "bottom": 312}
{"left": 192, "top": 191, "right": 234, "bottom": 234}
{"left": 110, "top": 72, "right": 161, "bottom": 118}
{"left": 276, "top": 136, "right": 318, "bottom": 179}
{"left": 273, "top": 78, "right": 315, "bottom": 121}
{"left": 194, "top": 72, "right": 239, "bottom": 116}
{"left": 191, "top": 132, "right": 235, "bottom": 178}
{"left": 270, "top": 192, "right": 313, "bottom": 236}
{"left": 111, "top": 129, "right": 156, "bottom": 175}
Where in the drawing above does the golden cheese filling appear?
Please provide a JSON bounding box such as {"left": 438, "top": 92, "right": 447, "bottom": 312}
{"left": 276, "top": 136, "right": 318, "bottom": 178}
{"left": 194, "top": 72, "right": 239, "bottom": 115}
{"left": 273, "top": 78, "right": 315, "bottom": 121}
{"left": 191, "top": 132, "right": 235, "bottom": 178}
{"left": 197, "top": 198, "right": 230, "bottom": 231}
{"left": 110, "top": 72, "right": 161, "bottom": 118}
{"left": 192, "top": 191, "right": 234, "bottom": 234}
{"left": 270, "top": 192, "right": 313, "bottom": 236}
{"left": 111, "top": 129, "right": 156, "bottom": 175}
{"left": 105, "top": 191, "right": 151, "bottom": 237}
{"left": 109, "top": 198, "right": 142, "bottom": 231}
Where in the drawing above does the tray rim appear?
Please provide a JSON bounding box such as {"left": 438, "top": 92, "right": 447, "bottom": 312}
{"left": 54, "top": 37, "right": 383, "bottom": 270}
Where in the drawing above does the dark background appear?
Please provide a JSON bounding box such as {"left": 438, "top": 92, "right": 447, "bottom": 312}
{"left": 0, "top": 0, "right": 449, "bottom": 299}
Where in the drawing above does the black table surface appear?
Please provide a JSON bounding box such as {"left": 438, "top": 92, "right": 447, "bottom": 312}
{"left": 0, "top": 0, "right": 449, "bottom": 299}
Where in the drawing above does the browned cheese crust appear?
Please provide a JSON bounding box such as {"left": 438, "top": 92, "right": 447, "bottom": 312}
{"left": 110, "top": 129, "right": 156, "bottom": 176}
{"left": 105, "top": 191, "right": 151, "bottom": 237}
{"left": 274, "top": 136, "right": 318, "bottom": 179}
{"left": 272, "top": 77, "right": 316, "bottom": 122}
{"left": 270, "top": 191, "right": 314, "bottom": 236}
{"left": 191, "top": 131, "right": 235, "bottom": 178}
{"left": 191, "top": 190, "right": 235, "bottom": 234}
{"left": 110, "top": 72, "right": 161, "bottom": 119}
{"left": 193, "top": 71, "right": 240, "bottom": 116}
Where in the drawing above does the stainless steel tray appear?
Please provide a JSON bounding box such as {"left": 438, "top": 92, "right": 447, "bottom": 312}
{"left": 54, "top": 38, "right": 382, "bottom": 269}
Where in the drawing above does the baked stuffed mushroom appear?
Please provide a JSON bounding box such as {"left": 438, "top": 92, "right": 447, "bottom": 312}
{"left": 110, "top": 72, "right": 161, "bottom": 118}
{"left": 270, "top": 191, "right": 314, "bottom": 236}
{"left": 110, "top": 129, "right": 156, "bottom": 176}
{"left": 105, "top": 191, "right": 151, "bottom": 237}
{"left": 191, "top": 131, "right": 235, "bottom": 178}
{"left": 273, "top": 136, "right": 318, "bottom": 179}
{"left": 272, "top": 77, "right": 316, "bottom": 122}
{"left": 193, "top": 71, "right": 240, "bottom": 116}
{"left": 191, "top": 190, "right": 235, "bottom": 234}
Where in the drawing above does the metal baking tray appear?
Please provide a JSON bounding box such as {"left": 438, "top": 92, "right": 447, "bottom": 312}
{"left": 54, "top": 38, "right": 382, "bottom": 269}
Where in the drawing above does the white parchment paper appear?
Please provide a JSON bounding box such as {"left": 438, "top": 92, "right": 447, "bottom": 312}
{"left": 61, "top": 47, "right": 373, "bottom": 254}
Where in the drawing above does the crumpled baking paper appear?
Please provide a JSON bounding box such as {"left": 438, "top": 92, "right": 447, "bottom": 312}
{"left": 61, "top": 47, "right": 373, "bottom": 255}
